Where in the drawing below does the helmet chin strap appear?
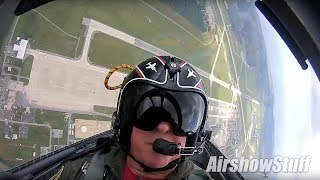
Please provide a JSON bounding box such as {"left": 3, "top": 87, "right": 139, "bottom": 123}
{"left": 127, "top": 152, "right": 181, "bottom": 172}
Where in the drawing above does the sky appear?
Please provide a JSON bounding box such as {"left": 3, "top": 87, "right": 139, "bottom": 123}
{"left": 257, "top": 9, "right": 320, "bottom": 179}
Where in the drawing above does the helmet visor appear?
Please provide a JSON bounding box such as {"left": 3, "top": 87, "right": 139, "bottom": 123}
{"left": 118, "top": 83, "right": 206, "bottom": 136}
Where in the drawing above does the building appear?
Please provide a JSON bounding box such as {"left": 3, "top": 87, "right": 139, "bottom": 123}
{"left": 21, "top": 112, "right": 34, "bottom": 123}
{"left": 3, "top": 110, "right": 13, "bottom": 120}
{"left": 13, "top": 39, "right": 28, "bottom": 60}
{"left": 5, "top": 38, "right": 28, "bottom": 60}
{"left": 52, "top": 129, "right": 63, "bottom": 138}
{"left": 40, "top": 147, "right": 51, "bottom": 156}
{"left": 3, "top": 122, "right": 12, "bottom": 139}
{"left": 19, "top": 126, "right": 28, "bottom": 138}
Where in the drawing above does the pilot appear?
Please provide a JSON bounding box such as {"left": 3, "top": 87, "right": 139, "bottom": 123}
{"left": 56, "top": 56, "right": 213, "bottom": 180}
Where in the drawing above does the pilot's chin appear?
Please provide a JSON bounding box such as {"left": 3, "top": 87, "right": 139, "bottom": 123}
{"left": 146, "top": 156, "right": 172, "bottom": 167}
{"left": 145, "top": 161, "right": 170, "bottom": 169}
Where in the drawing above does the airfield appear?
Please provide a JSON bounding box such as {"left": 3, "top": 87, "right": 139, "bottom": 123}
{"left": 0, "top": 0, "right": 268, "bottom": 168}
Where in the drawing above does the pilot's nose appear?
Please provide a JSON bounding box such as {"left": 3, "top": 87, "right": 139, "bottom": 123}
{"left": 155, "top": 121, "right": 172, "bottom": 134}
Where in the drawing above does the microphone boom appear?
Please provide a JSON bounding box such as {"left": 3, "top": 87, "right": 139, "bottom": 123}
{"left": 152, "top": 139, "right": 203, "bottom": 156}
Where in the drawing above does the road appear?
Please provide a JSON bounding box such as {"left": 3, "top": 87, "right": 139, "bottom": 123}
{"left": 0, "top": 3, "right": 246, "bottom": 166}
{"left": 0, "top": 119, "right": 51, "bottom": 128}
{"left": 6, "top": 10, "right": 239, "bottom": 120}
{"left": 30, "top": 104, "right": 113, "bottom": 119}
{"left": 84, "top": 18, "right": 214, "bottom": 84}
{"left": 1, "top": 16, "right": 19, "bottom": 78}
{"left": 83, "top": 18, "right": 260, "bottom": 108}
{"left": 216, "top": 0, "right": 248, "bottom": 150}
{"left": 23, "top": 17, "right": 237, "bottom": 118}
{"left": 66, "top": 112, "right": 72, "bottom": 145}
{"left": 81, "top": 18, "right": 242, "bottom": 105}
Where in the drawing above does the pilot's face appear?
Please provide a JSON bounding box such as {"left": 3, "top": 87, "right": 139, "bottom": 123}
{"left": 129, "top": 121, "right": 187, "bottom": 168}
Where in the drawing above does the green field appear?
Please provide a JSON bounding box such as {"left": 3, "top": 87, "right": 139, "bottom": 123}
{"left": 12, "top": 10, "right": 81, "bottom": 58}
{"left": 201, "top": 77, "right": 233, "bottom": 102}
{"left": 19, "top": 78, "right": 29, "bottom": 86}
{"left": 71, "top": 113, "right": 112, "bottom": 122}
{"left": 0, "top": 122, "right": 4, "bottom": 140}
{"left": 213, "top": 46, "right": 231, "bottom": 83}
{"left": 243, "top": 99, "right": 253, "bottom": 132}
{"left": 89, "top": 33, "right": 154, "bottom": 68}
{"left": 20, "top": 55, "right": 33, "bottom": 78}
{"left": 5, "top": 56, "right": 22, "bottom": 67}
{"left": 245, "top": 68, "right": 260, "bottom": 98}
{"left": 210, "top": 82, "right": 233, "bottom": 102}
{"left": 0, "top": 144, "right": 36, "bottom": 168}
{"left": 237, "top": 62, "right": 261, "bottom": 101}
{"left": 4, "top": 145, "right": 35, "bottom": 160}
{"left": 0, "top": 124, "right": 50, "bottom": 147}
{"left": 12, "top": 1, "right": 221, "bottom": 70}
{"left": 10, "top": 0, "right": 236, "bottom": 105}
{"left": 35, "top": 110, "right": 68, "bottom": 145}
{"left": 93, "top": 105, "right": 116, "bottom": 115}
{"left": 143, "top": 1, "right": 205, "bottom": 41}
{"left": 213, "top": 0, "right": 265, "bottom": 159}
{"left": 0, "top": 123, "right": 49, "bottom": 167}
{"left": 240, "top": 98, "right": 262, "bottom": 158}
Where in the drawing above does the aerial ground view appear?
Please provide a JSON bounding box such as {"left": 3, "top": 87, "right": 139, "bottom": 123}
{"left": 0, "top": 0, "right": 273, "bottom": 170}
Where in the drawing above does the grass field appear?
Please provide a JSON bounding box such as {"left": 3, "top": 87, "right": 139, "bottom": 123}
{"left": 0, "top": 122, "right": 4, "bottom": 140}
{"left": 210, "top": 82, "right": 233, "bottom": 102}
{"left": 0, "top": 124, "right": 50, "bottom": 147}
{"left": 0, "top": 126, "right": 46, "bottom": 168}
{"left": 0, "top": 144, "right": 36, "bottom": 168}
{"left": 4, "top": 145, "right": 35, "bottom": 160}
{"left": 89, "top": 33, "right": 154, "bottom": 68}
{"left": 20, "top": 55, "right": 33, "bottom": 78}
{"left": 35, "top": 110, "right": 68, "bottom": 145}
{"left": 243, "top": 99, "right": 253, "bottom": 132}
{"left": 200, "top": 76, "right": 233, "bottom": 102}
{"left": 245, "top": 68, "right": 260, "bottom": 97}
{"left": 6, "top": 75, "right": 17, "bottom": 81}
{"left": 212, "top": 0, "right": 265, "bottom": 159}
{"left": 12, "top": 10, "right": 81, "bottom": 58}
{"left": 240, "top": 98, "right": 263, "bottom": 158}
{"left": 71, "top": 113, "right": 112, "bottom": 122}
{"left": 213, "top": 46, "right": 231, "bottom": 83}
{"left": 11, "top": 0, "right": 235, "bottom": 105}
{"left": 11, "top": 0, "right": 243, "bottom": 144}
{"left": 93, "top": 105, "right": 116, "bottom": 115}
{"left": 19, "top": 78, "right": 29, "bottom": 86}
{"left": 238, "top": 63, "right": 261, "bottom": 101}
{"left": 5, "top": 56, "right": 22, "bottom": 67}
{"left": 12, "top": 1, "right": 222, "bottom": 71}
